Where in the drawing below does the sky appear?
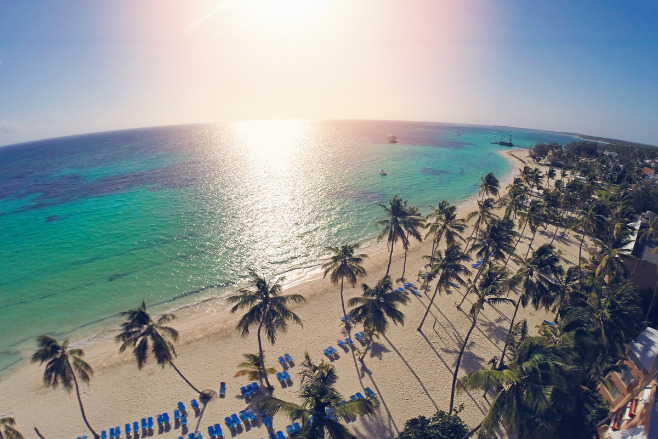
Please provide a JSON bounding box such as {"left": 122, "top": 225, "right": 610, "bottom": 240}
{"left": 0, "top": 0, "right": 657, "bottom": 147}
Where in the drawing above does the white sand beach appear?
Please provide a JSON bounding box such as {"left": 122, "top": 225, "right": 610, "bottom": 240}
{"left": 0, "top": 149, "right": 593, "bottom": 439}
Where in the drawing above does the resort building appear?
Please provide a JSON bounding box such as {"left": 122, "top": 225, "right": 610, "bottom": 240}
{"left": 641, "top": 167, "right": 655, "bottom": 179}
{"left": 598, "top": 327, "right": 658, "bottom": 438}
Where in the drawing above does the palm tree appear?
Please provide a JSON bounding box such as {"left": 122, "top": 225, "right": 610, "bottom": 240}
{"left": 259, "top": 353, "right": 374, "bottom": 439}
{"left": 478, "top": 172, "right": 500, "bottom": 201}
{"left": 574, "top": 201, "right": 606, "bottom": 283}
{"left": 0, "top": 417, "right": 24, "bottom": 439}
{"left": 449, "top": 267, "right": 514, "bottom": 414}
{"left": 400, "top": 203, "right": 424, "bottom": 279}
{"left": 348, "top": 275, "right": 410, "bottom": 362}
{"left": 418, "top": 243, "right": 470, "bottom": 330}
{"left": 546, "top": 167, "right": 556, "bottom": 190}
{"left": 499, "top": 244, "right": 562, "bottom": 368}
{"left": 458, "top": 217, "right": 516, "bottom": 308}
{"left": 503, "top": 178, "right": 528, "bottom": 220}
{"left": 376, "top": 195, "right": 410, "bottom": 277}
{"left": 424, "top": 201, "right": 466, "bottom": 268}
{"left": 521, "top": 199, "right": 547, "bottom": 259}
{"left": 115, "top": 301, "right": 203, "bottom": 395}
{"left": 322, "top": 244, "right": 368, "bottom": 324}
{"left": 458, "top": 337, "right": 569, "bottom": 438}
{"left": 551, "top": 265, "right": 580, "bottom": 323}
{"left": 31, "top": 336, "right": 98, "bottom": 439}
{"left": 466, "top": 198, "right": 498, "bottom": 252}
{"left": 234, "top": 353, "right": 277, "bottom": 382}
{"left": 228, "top": 269, "right": 306, "bottom": 388}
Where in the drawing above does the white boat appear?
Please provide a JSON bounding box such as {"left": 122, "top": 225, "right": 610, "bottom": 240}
{"left": 379, "top": 169, "right": 388, "bottom": 175}
{"left": 387, "top": 135, "right": 397, "bottom": 144}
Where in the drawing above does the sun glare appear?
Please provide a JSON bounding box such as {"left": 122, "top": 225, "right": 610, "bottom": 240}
{"left": 233, "top": 0, "right": 328, "bottom": 32}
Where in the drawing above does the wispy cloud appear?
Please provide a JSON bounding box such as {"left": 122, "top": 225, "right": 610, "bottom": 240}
{"left": 0, "top": 120, "right": 27, "bottom": 134}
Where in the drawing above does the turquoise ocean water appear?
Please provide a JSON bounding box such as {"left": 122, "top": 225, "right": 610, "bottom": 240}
{"left": 0, "top": 120, "right": 578, "bottom": 374}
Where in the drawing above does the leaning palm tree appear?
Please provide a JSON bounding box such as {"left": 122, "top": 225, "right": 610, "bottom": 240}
{"left": 400, "top": 203, "right": 424, "bottom": 279}
{"left": 227, "top": 269, "right": 306, "bottom": 388}
{"left": 31, "top": 336, "right": 99, "bottom": 439}
{"left": 546, "top": 167, "right": 556, "bottom": 190}
{"left": 449, "top": 267, "right": 514, "bottom": 414}
{"left": 259, "top": 353, "right": 373, "bottom": 439}
{"left": 348, "top": 275, "right": 410, "bottom": 362}
{"left": 0, "top": 417, "right": 24, "bottom": 439}
{"left": 499, "top": 244, "right": 563, "bottom": 368}
{"left": 418, "top": 243, "right": 470, "bottom": 331}
{"left": 574, "top": 201, "right": 606, "bottom": 283}
{"left": 466, "top": 198, "right": 498, "bottom": 253}
{"left": 424, "top": 201, "right": 466, "bottom": 268}
{"left": 115, "top": 301, "right": 204, "bottom": 395}
{"left": 235, "top": 353, "right": 277, "bottom": 382}
{"left": 322, "top": 244, "right": 368, "bottom": 325}
{"left": 458, "top": 337, "right": 570, "bottom": 438}
{"left": 478, "top": 172, "right": 500, "bottom": 201}
{"left": 376, "top": 195, "right": 410, "bottom": 277}
{"left": 459, "top": 217, "right": 516, "bottom": 308}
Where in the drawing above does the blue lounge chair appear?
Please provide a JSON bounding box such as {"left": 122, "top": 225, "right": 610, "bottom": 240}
{"left": 337, "top": 339, "right": 346, "bottom": 348}
{"left": 188, "top": 433, "right": 195, "bottom": 439}
{"left": 340, "top": 315, "right": 351, "bottom": 323}
{"left": 278, "top": 356, "right": 286, "bottom": 366}
{"left": 251, "top": 381, "right": 259, "bottom": 392}
{"left": 175, "top": 409, "right": 181, "bottom": 420}
{"left": 181, "top": 416, "right": 187, "bottom": 426}
{"left": 195, "top": 432, "right": 202, "bottom": 439}
{"left": 133, "top": 422, "right": 139, "bottom": 433}
{"left": 240, "top": 385, "right": 248, "bottom": 396}
{"left": 163, "top": 412, "right": 170, "bottom": 423}
{"left": 450, "top": 282, "right": 458, "bottom": 287}
{"left": 109, "top": 428, "right": 114, "bottom": 438}
{"left": 350, "top": 394, "right": 357, "bottom": 401}
{"left": 141, "top": 419, "right": 147, "bottom": 430}
{"left": 410, "top": 289, "right": 422, "bottom": 297}
{"left": 277, "top": 372, "right": 284, "bottom": 381}
{"left": 284, "top": 353, "right": 293, "bottom": 363}
{"left": 125, "top": 424, "right": 131, "bottom": 435}
{"left": 328, "top": 346, "right": 337, "bottom": 354}
{"left": 246, "top": 383, "right": 254, "bottom": 395}
{"left": 147, "top": 417, "right": 153, "bottom": 429}
{"left": 276, "top": 432, "right": 286, "bottom": 439}
{"left": 293, "top": 422, "right": 300, "bottom": 432}
{"left": 213, "top": 424, "right": 223, "bottom": 437}
{"left": 286, "top": 425, "right": 295, "bottom": 435}
{"left": 323, "top": 348, "right": 331, "bottom": 357}
{"left": 219, "top": 381, "right": 226, "bottom": 397}
{"left": 246, "top": 409, "right": 256, "bottom": 420}
{"left": 224, "top": 417, "right": 234, "bottom": 428}
{"left": 191, "top": 399, "right": 199, "bottom": 409}
{"left": 283, "top": 370, "right": 291, "bottom": 380}
{"left": 239, "top": 411, "right": 249, "bottom": 422}
{"left": 178, "top": 402, "right": 186, "bottom": 412}
{"left": 101, "top": 431, "right": 107, "bottom": 439}
{"left": 354, "top": 332, "right": 362, "bottom": 341}
{"left": 157, "top": 415, "right": 164, "bottom": 425}
{"left": 365, "top": 387, "right": 377, "bottom": 398}
{"left": 345, "top": 338, "right": 353, "bottom": 346}
{"left": 231, "top": 414, "right": 241, "bottom": 426}
{"left": 394, "top": 287, "right": 405, "bottom": 292}
{"left": 208, "top": 425, "right": 216, "bottom": 438}
{"left": 356, "top": 392, "right": 365, "bottom": 399}
{"left": 262, "top": 413, "right": 272, "bottom": 428}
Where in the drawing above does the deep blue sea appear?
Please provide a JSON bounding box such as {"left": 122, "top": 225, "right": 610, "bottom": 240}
{"left": 0, "top": 120, "right": 578, "bottom": 374}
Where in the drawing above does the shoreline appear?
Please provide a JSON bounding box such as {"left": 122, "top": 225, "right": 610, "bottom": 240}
{"left": 1, "top": 148, "right": 555, "bottom": 438}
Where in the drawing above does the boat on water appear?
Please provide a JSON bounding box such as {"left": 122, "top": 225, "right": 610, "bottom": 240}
{"left": 491, "top": 135, "right": 514, "bottom": 147}
{"left": 379, "top": 169, "right": 388, "bottom": 175}
{"left": 387, "top": 135, "right": 398, "bottom": 144}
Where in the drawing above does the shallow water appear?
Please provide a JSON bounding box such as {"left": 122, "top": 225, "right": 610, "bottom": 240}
{"left": 0, "top": 120, "right": 577, "bottom": 373}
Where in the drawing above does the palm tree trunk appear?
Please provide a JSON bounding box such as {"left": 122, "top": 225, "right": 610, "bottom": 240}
{"left": 402, "top": 246, "right": 408, "bottom": 279}
{"left": 359, "top": 333, "right": 374, "bottom": 363}
{"left": 458, "top": 254, "right": 488, "bottom": 308}
{"left": 69, "top": 361, "right": 99, "bottom": 439}
{"left": 418, "top": 279, "right": 442, "bottom": 331}
{"left": 549, "top": 223, "right": 561, "bottom": 245}
{"left": 449, "top": 317, "right": 477, "bottom": 414}
{"left": 645, "top": 279, "right": 658, "bottom": 321}
{"left": 257, "top": 322, "right": 273, "bottom": 389}
{"left": 385, "top": 241, "right": 395, "bottom": 277}
{"left": 524, "top": 229, "right": 537, "bottom": 259}
{"left": 578, "top": 231, "right": 586, "bottom": 285}
{"left": 498, "top": 299, "right": 521, "bottom": 369}
{"left": 504, "top": 221, "right": 527, "bottom": 268}
{"left": 339, "top": 277, "right": 348, "bottom": 324}
{"left": 169, "top": 361, "right": 204, "bottom": 395}
{"left": 34, "top": 427, "right": 47, "bottom": 439}
{"left": 466, "top": 221, "right": 480, "bottom": 254}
